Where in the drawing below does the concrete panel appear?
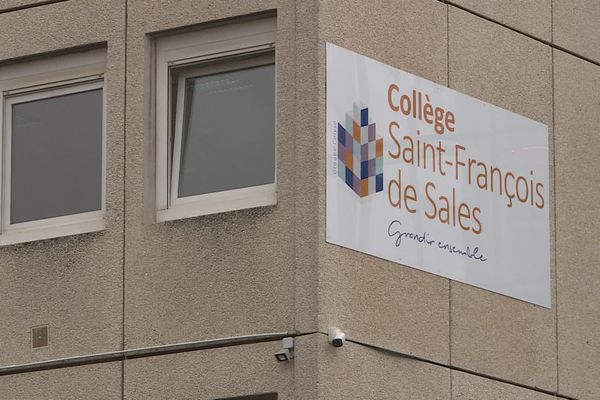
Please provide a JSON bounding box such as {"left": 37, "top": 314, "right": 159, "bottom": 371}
{"left": 554, "top": 0, "right": 600, "bottom": 64}
{"left": 124, "top": 1, "right": 298, "bottom": 347}
{"left": 292, "top": 334, "right": 319, "bottom": 400}
{"left": 0, "top": 362, "right": 121, "bottom": 400}
{"left": 554, "top": 50, "right": 600, "bottom": 400}
{"left": 127, "top": 0, "right": 279, "bottom": 34}
{"left": 124, "top": 341, "right": 293, "bottom": 399}
{"left": 448, "top": 7, "right": 552, "bottom": 124}
{"left": 450, "top": 287, "right": 557, "bottom": 390}
{"left": 0, "top": 0, "right": 125, "bottom": 366}
{"left": 0, "top": 0, "right": 59, "bottom": 12}
{"left": 451, "top": 0, "right": 551, "bottom": 41}
{"left": 0, "top": 0, "right": 123, "bottom": 60}
{"left": 453, "top": 371, "right": 556, "bottom": 400}
{"left": 320, "top": 0, "right": 448, "bottom": 84}
{"left": 318, "top": 0, "right": 451, "bottom": 365}
{"left": 448, "top": 7, "right": 556, "bottom": 391}
{"left": 318, "top": 335, "right": 450, "bottom": 400}
{"left": 293, "top": 0, "right": 320, "bottom": 334}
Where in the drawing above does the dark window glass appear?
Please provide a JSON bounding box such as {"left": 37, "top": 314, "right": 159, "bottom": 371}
{"left": 178, "top": 64, "right": 275, "bottom": 198}
{"left": 10, "top": 89, "right": 103, "bottom": 223}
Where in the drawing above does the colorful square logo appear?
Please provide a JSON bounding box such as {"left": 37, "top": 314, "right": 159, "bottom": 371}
{"left": 337, "top": 104, "right": 383, "bottom": 197}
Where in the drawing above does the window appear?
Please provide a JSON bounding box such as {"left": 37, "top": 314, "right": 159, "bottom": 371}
{"left": 0, "top": 49, "right": 106, "bottom": 245}
{"left": 155, "top": 17, "right": 277, "bottom": 222}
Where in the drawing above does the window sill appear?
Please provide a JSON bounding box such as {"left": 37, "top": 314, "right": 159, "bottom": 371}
{"left": 156, "top": 183, "right": 276, "bottom": 223}
{"left": 0, "top": 217, "right": 105, "bottom": 246}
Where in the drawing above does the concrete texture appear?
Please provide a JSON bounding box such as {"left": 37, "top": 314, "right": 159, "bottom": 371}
{"left": 0, "top": 1, "right": 598, "bottom": 400}
{"left": 554, "top": 49, "right": 600, "bottom": 400}
{"left": 292, "top": 334, "right": 320, "bottom": 400}
{"left": 452, "top": 371, "right": 556, "bottom": 400}
{"left": 318, "top": 0, "right": 451, "bottom": 365}
{"left": 448, "top": 7, "right": 556, "bottom": 391}
{"left": 0, "top": 0, "right": 125, "bottom": 366}
{"left": 0, "top": 362, "right": 121, "bottom": 400}
{"left": 450, "top": 285, "right": 557, "bottom": 391}
{"left": 0, "top": 0, "right": 59, "bottom": 12}
{"left": 124, "top": 341, "right": 293, "bottom": 399}
{"left": 451, "top": 0, "right": 551, "bottom": 41}
{"left": 553, "top": 0, "right": 600, "bottom": 64}
{"left": 124, "top": 1, "right": 298, "bottom": 348}
{"left": 448, "top": 7, "right": 552, "bottom": 124}
{"left": 319, "top": 0, "right": 448, "bottom": 84}
{"left": 294, "top": 0, "right": 320, "bottom": 334}
{"left": 317, "top": 334, "right": 450, "bottom": 400}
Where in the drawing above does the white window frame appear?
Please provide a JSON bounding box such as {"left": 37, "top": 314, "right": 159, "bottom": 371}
{"left": 0, "top": 49, "right": 106, "bottom": 245}
{"left": 155, "top": 17, "right": 277, "bottom": 223}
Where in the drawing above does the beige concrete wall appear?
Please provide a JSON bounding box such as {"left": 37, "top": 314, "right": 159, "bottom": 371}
{"left": 123, "top": 0, "right": 298, "bottom": 348}
{"left": 0, "top": 0, "right": 61, "bottom": 12}
{"left": 315, "top": 335, "right": 450, "bottom": 400}
{"left": 554, "top": 0, "right": 600, "bottom": 63}
{"left": 124, "top": 341, "right": 293, "bottom": 399}
{"left": 452, "top": 371, "right": 557, "bottom": 400}
{"left": 451, "top": 0, "right": 552, "bottom": 41}
{"left": 554, "top": 49, "right": 600, "bottom": 400}
{"left": 0, "top": 362, "right": 121, "bottom": 400}
{"left": 0, "top": 1, "right": 598, "bottom": 400}
{"left": 0, "top": 0, "right": 125, "bottom": 366}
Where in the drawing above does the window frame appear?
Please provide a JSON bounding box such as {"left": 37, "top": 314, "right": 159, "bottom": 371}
{"left": 155, "top": 17, "right": 277, "bottom": 223}
{"left": 0, "top": 49, "right": 106, "bottom": 245}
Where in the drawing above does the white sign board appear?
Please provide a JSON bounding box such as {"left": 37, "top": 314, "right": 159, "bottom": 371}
{"left": 326, "top": 43, "right": 550, "bottom": 307}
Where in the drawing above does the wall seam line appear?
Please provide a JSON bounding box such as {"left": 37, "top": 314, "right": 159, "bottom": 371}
{"left": 121, "top": 0, "right": 129, "bottom": 399}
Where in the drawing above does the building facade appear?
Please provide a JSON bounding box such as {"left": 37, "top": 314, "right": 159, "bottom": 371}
{"left": 0, "top": 0, "right": 598, "bottom": 399}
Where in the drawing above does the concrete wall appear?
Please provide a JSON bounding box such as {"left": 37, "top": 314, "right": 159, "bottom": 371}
{"left": 0, "top": 1, "right": 598, "bottom": 399}
{"left": 124, "top": 0, "right": 297, "bottom": 349}
{"left": 0, "top": 0, "right": 125, "bottom": 367}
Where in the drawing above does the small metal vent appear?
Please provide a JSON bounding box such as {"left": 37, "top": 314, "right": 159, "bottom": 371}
{"left": 31, "top": 326, "right": 48, "bottom": 348}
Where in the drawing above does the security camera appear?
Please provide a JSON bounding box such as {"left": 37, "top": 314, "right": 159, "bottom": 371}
{"left": 274, "top": 348, "right": 292, "bottom": 362}
{"left": 274, "top": 337, "right": 294, "bottom": 361}
{"left": 328, "top": 327, "right": 346, "bottom": 347}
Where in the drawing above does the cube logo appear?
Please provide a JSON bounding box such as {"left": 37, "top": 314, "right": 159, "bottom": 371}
{"left": 337, "top": 105, "right": 383, "bottom": 197}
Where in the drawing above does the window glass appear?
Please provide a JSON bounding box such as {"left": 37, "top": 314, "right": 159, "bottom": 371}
{"left": 176, "top": 63, "right": 275, "bottom": 198}
{"left": 10, "top": 89, "right": 103, "bottom": 223}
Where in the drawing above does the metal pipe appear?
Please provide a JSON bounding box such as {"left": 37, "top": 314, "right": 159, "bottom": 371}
{"left": 0, "top": 331, "right": 291, "bottom": 376}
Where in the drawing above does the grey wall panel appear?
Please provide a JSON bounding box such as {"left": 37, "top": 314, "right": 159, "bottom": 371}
{"left": 555, "top": 49, "right": 600, "bottom": 400}
{"left": 124, "top": 0, "right": 297, "bottom": 348}
{"left": 554, "top": 0, "right": 600, "bottom": 64}
{"left": 0, "top": 362, "right": 121, "bottom": 400}
{"left": 124, "top": 341, "right": 293, "bottom": 400}
{"left": 0, "top": 0, "right": 125, "bottom": 366}
{"left": 451, "top": 0, "right": 551, "bottom": 41}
